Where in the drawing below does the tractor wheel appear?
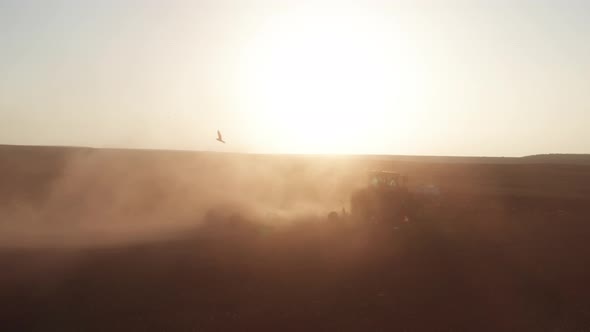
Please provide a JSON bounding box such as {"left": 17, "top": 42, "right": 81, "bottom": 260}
{"left": 328, "top": 211, "right": 339, "bottom": 221}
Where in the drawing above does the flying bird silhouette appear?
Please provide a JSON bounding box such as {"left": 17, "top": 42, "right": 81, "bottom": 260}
{"left": 216, "top": 130, "right": 226, "bottom": 144}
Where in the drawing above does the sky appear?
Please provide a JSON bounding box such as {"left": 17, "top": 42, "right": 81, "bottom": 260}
{"left": 0, "top": 0, "right": 588, "bottom": 156}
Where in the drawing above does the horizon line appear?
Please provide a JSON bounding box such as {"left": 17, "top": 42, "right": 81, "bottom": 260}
{"left": 2, "top": 143, "right": 589, "bottom": 159}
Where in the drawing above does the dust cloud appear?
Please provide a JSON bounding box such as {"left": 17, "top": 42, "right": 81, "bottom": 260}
{"left": 0, "top": 149, "right": 365, "bottom": 248}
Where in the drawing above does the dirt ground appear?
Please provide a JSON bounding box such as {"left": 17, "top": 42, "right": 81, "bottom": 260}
{"left": 1, "top": 146, "right": 590, "bottom": 331}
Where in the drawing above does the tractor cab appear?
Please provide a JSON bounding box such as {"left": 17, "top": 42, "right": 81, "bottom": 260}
{"left": 367, "top": 171, "right": 407, "bottom": 190}
{"left": 350, "top": 170, "right": 413, "bottom": 223}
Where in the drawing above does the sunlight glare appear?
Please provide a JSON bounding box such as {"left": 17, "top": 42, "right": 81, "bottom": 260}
{"left": 236, "top": 10, "right": 419, "bottom": 154}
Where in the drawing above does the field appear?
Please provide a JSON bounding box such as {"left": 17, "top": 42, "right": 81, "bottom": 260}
{"left": 1, "top": 145, "right": 590, "bottom": 331}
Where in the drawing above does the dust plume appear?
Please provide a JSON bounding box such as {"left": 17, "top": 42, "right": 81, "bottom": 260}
{"left": 0, "top": 149, "right": 364, "bottom": 248}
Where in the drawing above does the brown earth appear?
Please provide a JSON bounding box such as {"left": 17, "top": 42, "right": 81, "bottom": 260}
{"left": 1, "top": 146, "right": 590, "bottom": 331}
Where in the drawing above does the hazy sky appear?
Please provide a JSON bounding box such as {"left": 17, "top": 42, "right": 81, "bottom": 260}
{"left": 1, "top": 0, "right": 588, "bottom": 156}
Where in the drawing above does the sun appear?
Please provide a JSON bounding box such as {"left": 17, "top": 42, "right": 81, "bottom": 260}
{"left": 234, "top": 9, "right": 418, "bottom": 154}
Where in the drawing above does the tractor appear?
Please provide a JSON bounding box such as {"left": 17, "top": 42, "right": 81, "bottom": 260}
{"left": 350, "top": 171, "right": 417, "bottom": 224}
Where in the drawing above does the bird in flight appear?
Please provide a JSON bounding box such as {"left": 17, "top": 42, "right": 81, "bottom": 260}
{"left": 216, "top": 130, "right": 226, "bottom": 144}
